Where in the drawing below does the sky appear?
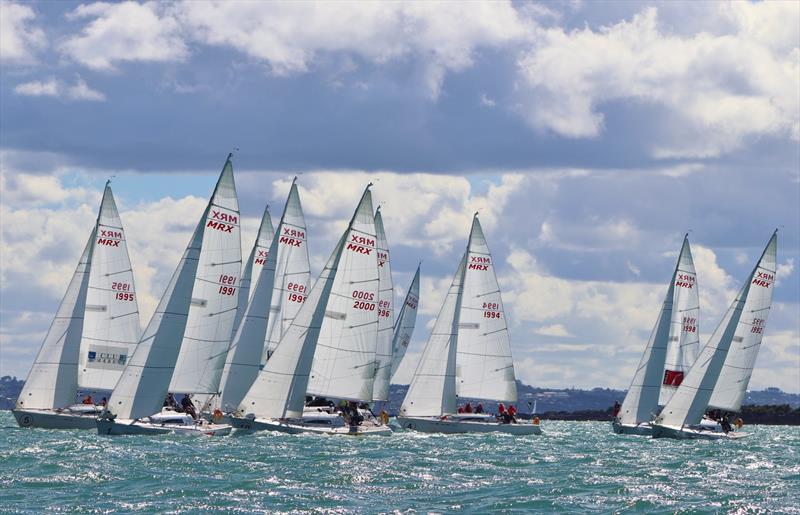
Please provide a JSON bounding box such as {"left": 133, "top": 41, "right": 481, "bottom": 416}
{"left": 1, "top": 0, "right": 798, "bottom": 392}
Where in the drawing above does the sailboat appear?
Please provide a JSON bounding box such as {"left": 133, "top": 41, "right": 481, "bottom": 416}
{"left": 232, "top": 206, "right": 274, "bottom": 340}
{"left": 397, "top": 214, "right": 540, "bottom": 435}
{"left": 14, "top": 182, "right": 141, "bottom": 429}
{"left": 371, "top": 208, "right": 394, "bottom": 405}
{"left": 652, "top": 231, "right": 777, "bottom": 440}
{"left": 97, "top": 155, "right": 240, "bottom": 436}
{"left": 230, "top": 185, "right": 391, "bottom": 435}
{"left": 613, "top": 235, "right": 699, "bottom": 435}
{"left": 389, "top": 265, "right": 420, "bottom": 380}
{"left": 217, "top": 179, "right": 309, "bottom": 413}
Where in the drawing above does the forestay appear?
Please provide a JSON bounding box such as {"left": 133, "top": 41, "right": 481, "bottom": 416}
{"left": 169, "top": 159, "right": 242, "bottom": 397}
{"left": 656, "top": 232, "right": 777, "bottom": 428}
{"left": 618, "top": 236, "right": 695, "bottom": 426}
{"left": 400, "top": 254, "right": 465, "bottom": 417}
{"left": 307, "top": 188, "right": 380, "bottom": 401}
{"left": 218, "top": 180, "right": 309, "bottom": 412}
{"left": 389, "top": 265, "right": 420, "bottom": 380}
{"left": 232, "top": 206, "right": 274, "bottom": 339}
{"left": 708, "top": 232, "right": 776, "bottom": 412}
{"left": 372, "top": 208, "right": 394, "bottom": 402}
{"left": 79, "top": 184, "right": 141, "bottom": 392}
{"left": 262, "top": 179, "right": 310, "bottom": 361}
{"left": 17, "top": 233, "right": 94, "bottom": 410}
{"left": 455, "top": 216, "right": 516, "bottom": 403}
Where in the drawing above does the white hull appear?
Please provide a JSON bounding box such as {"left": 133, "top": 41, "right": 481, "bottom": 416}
{"left": 230, "top": 416, "right": 392, "bottom": 436}
{"left": 651, "top": 423, "right": 749, "bottom": 440}
{"left": 397, "top": 416, "right": 542, "bottom": 435}
{"left": 97, "top": 417, "right": 231, "bottom": 436}
{"left": 12, "top": 408, "right": 99, "bottom": 430}
{"left": 612, "top": 419, "right": 653, "bottom": 436}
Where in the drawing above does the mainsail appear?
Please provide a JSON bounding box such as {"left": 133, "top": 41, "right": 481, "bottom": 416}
{"left": 389, "top": 265, "right": 420, "bottom": 380}
{"left": 79, "top": 183, "right": 142, "bottom": 392}
{"left": 106, "top": 157, "right": 238, "bottom": 420}
{"left": 656, "top": 231, "right": 777, "bottom": 428}
{"left": 232, "top": 206, "right": 274, "bottom": 338}
{"left": 618, "top": 236, "right": 698, "bottom": 426}
{"left": 372, "top": 208, "right": 394, "bottom": 401}
{"left": 169, "top": 158, "right": 241, "bottom": 398}
{"left": 239, "top": 186, "right": 373, "bottom": 419}
{"left": 218, "top": 180, "right": 308, "bottom": 411}
{"left": 306, "top": 187, "right": 380, "bottom": 401}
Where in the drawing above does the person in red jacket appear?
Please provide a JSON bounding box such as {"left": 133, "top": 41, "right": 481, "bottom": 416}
{"left": 508, "top": 404, "right": 517, "bottom": 422}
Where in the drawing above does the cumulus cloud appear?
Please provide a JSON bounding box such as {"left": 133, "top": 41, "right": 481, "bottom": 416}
{"left": 0, "top": 0, "right": 46, "bottom": 64}
{"left": 61, "top": 1, "right": 187, "bottom": 71}
{"left": 516, "top": 4, "right": 800, "bottom": 157}
{"left": 14, "top": 76, "right": 106, "bottom": 101}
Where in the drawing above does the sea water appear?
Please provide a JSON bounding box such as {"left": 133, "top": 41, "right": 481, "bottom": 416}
{"left": 0, "top": 412, "right": 797, "bottom": 513}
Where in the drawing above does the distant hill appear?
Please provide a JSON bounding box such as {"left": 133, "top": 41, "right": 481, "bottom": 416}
{"left": 3, "top": 376, "right": 798, "bottom": 414}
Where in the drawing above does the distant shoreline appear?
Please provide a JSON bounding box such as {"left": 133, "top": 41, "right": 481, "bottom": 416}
{"left": 521, "top": 406, "right": 800, "bottom": 426}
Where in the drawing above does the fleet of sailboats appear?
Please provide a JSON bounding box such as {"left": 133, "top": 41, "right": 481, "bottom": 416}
{"left": 12, "top": 158, "right": 782, "bottom": 441}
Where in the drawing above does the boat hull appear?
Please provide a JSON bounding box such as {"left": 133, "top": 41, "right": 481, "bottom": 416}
{"left": 230, "top": 416, "right": 392, "bottom": 436}
{"left": 397, "top": 416, "right": 542, "bottom": 435}
{"left": 651, "top": 423, "right": 749, "bottom": 440}
{"left": 612, "top": 419, "right": 653, "bottom": 436}
{"left": 96, "top": 418, "right": 232, "bottom": 436}
{"left": 12, "top": 408, "right": 98, "bottom": 430}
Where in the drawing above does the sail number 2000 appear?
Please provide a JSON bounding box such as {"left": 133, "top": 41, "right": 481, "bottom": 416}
{"left": 352, "top": 290, "right": 375, "bottom": 311}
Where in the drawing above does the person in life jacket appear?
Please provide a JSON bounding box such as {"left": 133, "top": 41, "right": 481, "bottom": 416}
{"left": 612, "top": 401, "right": 621, "bottom": 418}
{"left": 82, "top": 394, "right": 93, "bottom": 405}
{"left": 508, "top": 405, "right": 517, "bottom": 422}
{"left": 464, "top": 402, "right": 473, "bottom": 414}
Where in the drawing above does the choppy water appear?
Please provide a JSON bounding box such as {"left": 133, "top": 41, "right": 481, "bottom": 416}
{"left": 0, "top": 412, "right": 798, "bottom": 513}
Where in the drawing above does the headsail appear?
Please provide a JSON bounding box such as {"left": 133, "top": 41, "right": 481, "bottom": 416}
{"left": 232, "top": 206, "right": 274, "bottom": 338}
{"left": 455, "top": 215, "right": 516, "bottom": 403}
{"left": 17, "top": 233, "right": 94, "bottom": 410}
{"left": 106, "top": 157, "right": 237, "bottom": 420}
{"left": 372, "top": 208, "right": 394, "bottom": 401}
{"left": 79, "top": 183, "right": 141, "bottom": 392}
{"left": 239, "top": 185, "right": 373, "bottom": 418}
{"left": 262, "top": 179, "right": 310, "bottom": 361}
{"left": 389, "top": 265, "right": 420, "bottom": 380}
{"left": 306, "top": 187, "right": 380, "bottom": 401}
{"left": 656, "top": 232, "right": 777, "bottom": 428}
{"left": 618, "top": 236, "right": 697, "bottom": 426}
{"left": 169, "top": 157, "right": 242, "bottom": 398}
{"left": 218, "top": 179, "right": 308, "bottom": 411}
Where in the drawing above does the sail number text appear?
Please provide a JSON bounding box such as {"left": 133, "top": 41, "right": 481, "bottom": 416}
{"left": 675, "top": 273, "right": 695, "bottom": 289}
{"left": 352, "top": 290, "right": 375, "bottom": 311}
{"left": 112, "top": 282, "right": 134, "bottom": 301}
{"left": 288, "top": 282, "right": 306, "bottom": 303}
{"left": 218, "top": 274, "right": 237, "bottom": 296}
{"left": 682, "top": 316, "right": 697, "bottom": 333}
{"left": 483, "top": 301, "right": 501, "bottom": 319}
{"left": 751, "top": 318, "right": 766, "bottom": 334}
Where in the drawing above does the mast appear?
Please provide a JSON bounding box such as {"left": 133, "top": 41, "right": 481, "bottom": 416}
{"left": 389, "top": 264, "right": 421, "bottom": 379}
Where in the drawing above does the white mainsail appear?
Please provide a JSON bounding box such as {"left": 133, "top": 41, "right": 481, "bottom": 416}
{"left": 372, "top": 208, "right": 394, "bottom": 401}
{"left": 389, "top": 265, "right": 420, "bottom": 380}
{"left": 232, "top": 206, "right": 274, "bottom": 338}
{"left": 239, "top": 186, "right": 373, "bottom": 419}
{"left": 169, "top": 158, "right": 241, "bottom": 398}
{"left": 656, "top": 231, "right": 777, "bottom": 428}
{"left": 306, "top": 188, "right": 379, "bottom": 401}
{"left": 401, "top": 253, "right": 464, "bottom": 417}
{"left": 618, "top": 236, "right": 697, "bottom": 426}
{"left": 708, "top": 232, "right": 777, "bottom": 412}
{"left": 455, "top": 216, "right": 516, "bottom": 403}
{"left": 262, "top": 179, "right": 310, "bottom": 361}
{"left": 17, "top": 233, "right": 94, "bottom": 410}
{"left": 106, "top": 157, "right": 238, "bottom": 420}
{"left": 218, "top": 180, "right": 308, "bottom": 411}
{"left": 79, "top": 183, "right": 142, "bottom": 392}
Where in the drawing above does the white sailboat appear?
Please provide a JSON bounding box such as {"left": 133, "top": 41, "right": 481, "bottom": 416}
{"left": 389, "top": 265, "right": 420, "bottom": 380}
{"left": 217, "top": 179, "right": 309, "bottom": 413}
{"left": 397, "top": 214, "right": 540, "bottom": 435}
{"left": 652, "top": 231, "right": 777, "bottom": 440}
{"left": 230, "top": 185, "right": 391, "bottom": 435}
{"left": 613, "top": 235, "right": 699, "bottom": 435}
{"left": 232, "top": 206, "right": 274, "bottom": 339}
{"left": 97, "top": 155, "right": 240, "bottom": 436}
{"left": 372, "top": 208, "right": 394, "bottom": 403}
{"left": 14, "top": 182, "right": 141, "bottom": 429}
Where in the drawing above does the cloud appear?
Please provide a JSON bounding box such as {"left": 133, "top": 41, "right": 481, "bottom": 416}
{"left": 14, "top": 76, "right": 106, "bottom": 101}
{"left": 61, "top": 1, "right": 187, "bottom": 71}
{"left": 0, "top": 0, "right": 46, "bottom": 64}
{"left": 533, "top": 324, "right": 573, "bottom": 337}
{"left": 516, "top": 4, "right": 800, "bottom": 157}
{"left": 480, "top": 93, "right": 496, "bottom": 107}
